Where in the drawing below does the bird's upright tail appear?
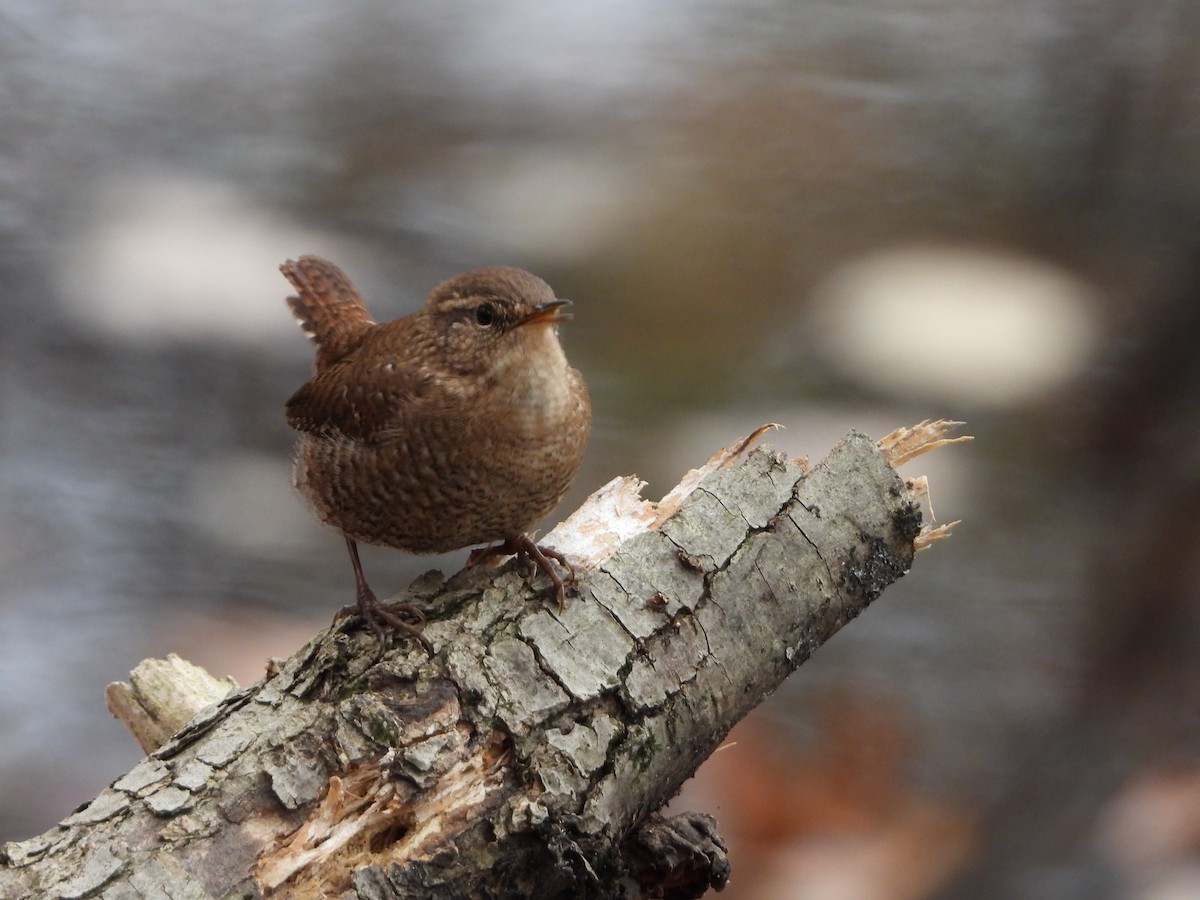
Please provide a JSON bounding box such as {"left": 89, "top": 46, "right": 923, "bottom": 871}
{"left": 281, "top": 256, "right": 375, "bottom": 371}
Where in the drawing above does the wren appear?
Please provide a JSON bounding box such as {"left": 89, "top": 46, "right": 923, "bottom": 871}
{"left": 282, "top": 255, "right": 591, "bottom": 652}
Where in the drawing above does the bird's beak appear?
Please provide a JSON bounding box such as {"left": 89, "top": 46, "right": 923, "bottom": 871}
{"left": 518, "top": 298, "right": 572, "bottom": 328}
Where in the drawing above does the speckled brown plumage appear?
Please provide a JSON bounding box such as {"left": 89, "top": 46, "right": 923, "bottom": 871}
{"left": 282, "top": 255, "right": 591, "bottom": 650}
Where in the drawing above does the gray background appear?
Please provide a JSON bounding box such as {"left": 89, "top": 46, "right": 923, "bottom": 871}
{"left": 2, "top": 3, "right": 1199, "bottom": 898}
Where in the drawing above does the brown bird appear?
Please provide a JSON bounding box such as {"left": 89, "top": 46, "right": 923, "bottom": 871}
{"left": 282, "top": 256, "right": 591, "bottom": 651}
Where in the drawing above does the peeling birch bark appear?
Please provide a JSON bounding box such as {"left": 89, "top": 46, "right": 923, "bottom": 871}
{"left": 0, "top": 423, "right": 966, "bottom": 900}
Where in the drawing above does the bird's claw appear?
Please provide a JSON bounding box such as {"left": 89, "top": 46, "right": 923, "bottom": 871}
{"left": 472, "top": 535, "right": 577, "bottom": 610}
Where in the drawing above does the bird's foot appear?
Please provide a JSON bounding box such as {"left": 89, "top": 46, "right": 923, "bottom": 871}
{"left": 334, "top": 588, "right": 434, "bottom": 658}
{"left": 470, "top": 535, "right": 578, "bottom": 609}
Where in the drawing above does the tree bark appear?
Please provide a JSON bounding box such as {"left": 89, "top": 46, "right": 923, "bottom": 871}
{"left": 0, "top": 426, "right": 957, "bottom": 899}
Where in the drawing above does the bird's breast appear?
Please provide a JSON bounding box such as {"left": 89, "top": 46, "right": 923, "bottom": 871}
{"left": 501, "top": 361, "right": 576, "bottom": 438}
{"left": 483, "top": 332, "right": 577, "bottom": 439}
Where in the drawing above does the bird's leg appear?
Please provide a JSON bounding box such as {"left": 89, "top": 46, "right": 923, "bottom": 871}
{"left": 336, "top": 537, "right": 434, "bottom": 657}
{"left": 470, "top": 535, "right": 577, "bottom": 609}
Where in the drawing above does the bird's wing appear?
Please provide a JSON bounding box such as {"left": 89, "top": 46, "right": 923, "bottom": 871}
{"left": 285, "top": 337, "right": 455, "bottom": 442}
{"left": 282, "top": 256, "right": 376, "bottom": 372}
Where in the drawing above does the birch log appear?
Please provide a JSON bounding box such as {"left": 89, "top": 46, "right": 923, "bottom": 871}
{"left": 0, "top": 424, "right": 965, "bottom": 899}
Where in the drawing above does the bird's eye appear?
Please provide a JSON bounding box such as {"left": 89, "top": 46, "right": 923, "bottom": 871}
{"left": 474, "top": 304, "right": 496, "bottom": 327}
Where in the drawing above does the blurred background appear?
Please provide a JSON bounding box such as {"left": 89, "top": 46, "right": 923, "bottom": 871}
{"left": 2, "top": 2, "right": 1199, "bottom": 897}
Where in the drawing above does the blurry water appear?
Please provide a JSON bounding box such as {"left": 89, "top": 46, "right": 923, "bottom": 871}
{"left": 3, "top": 4, "right": 1199, "bottom": 897}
